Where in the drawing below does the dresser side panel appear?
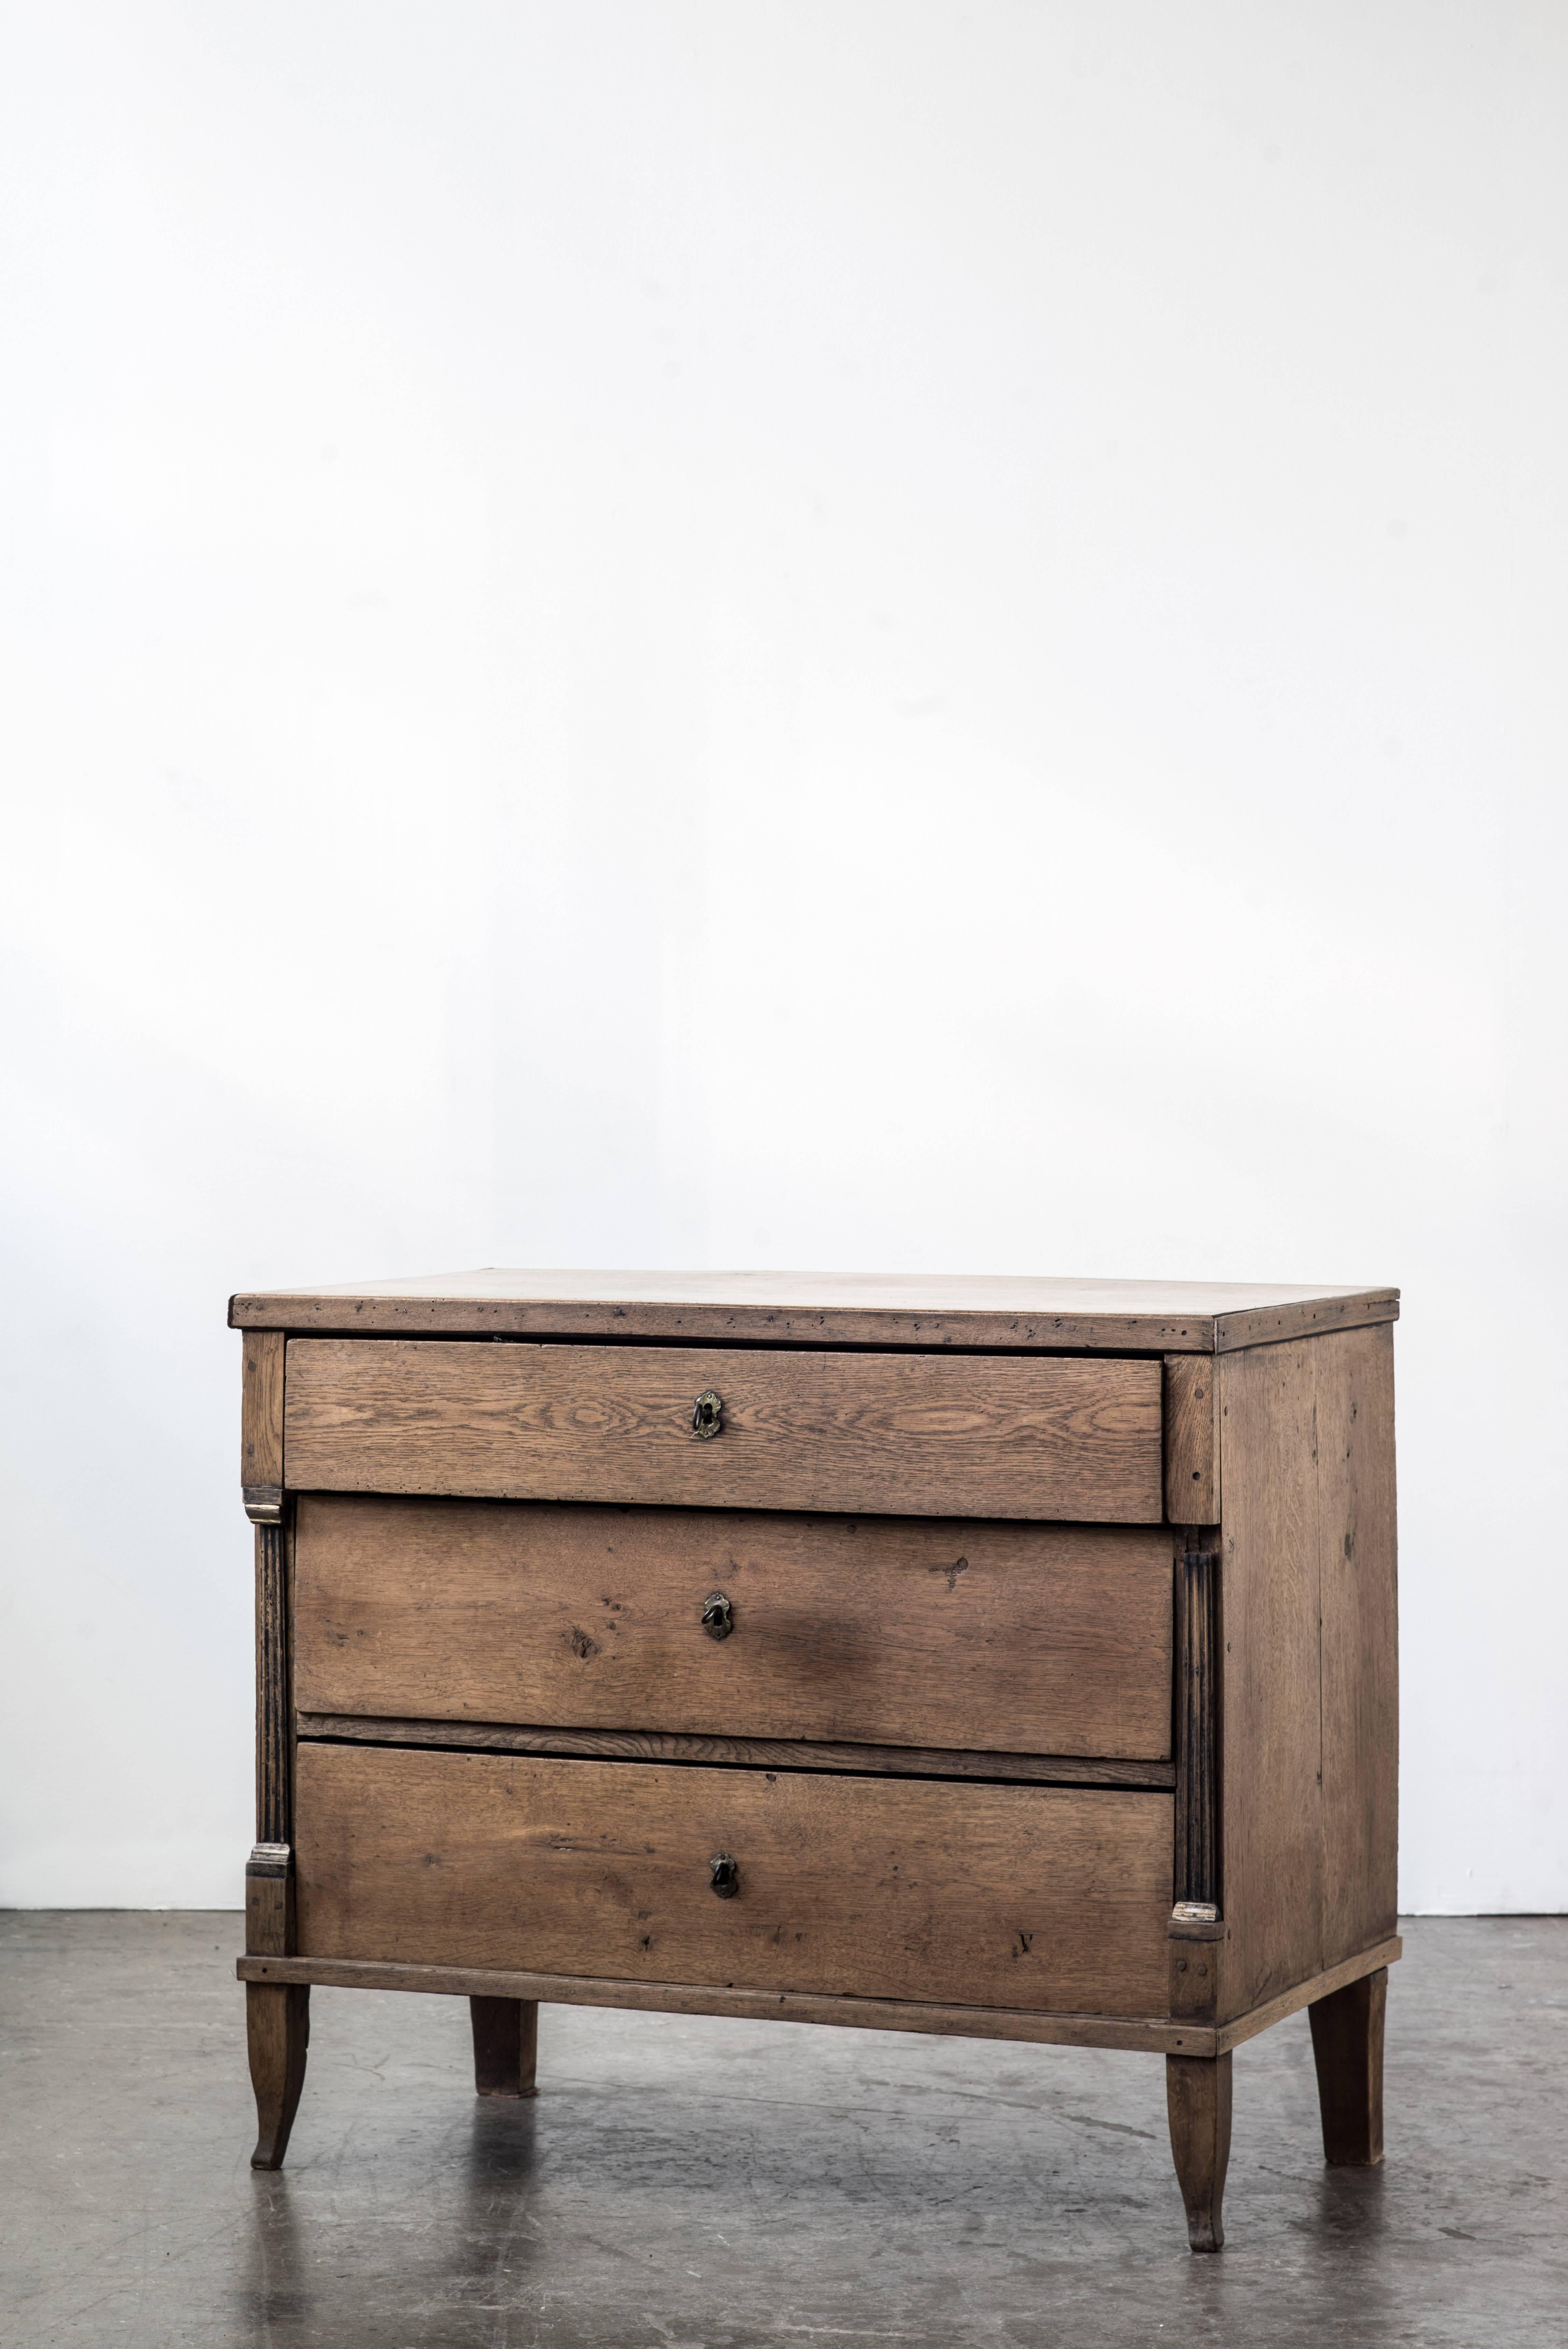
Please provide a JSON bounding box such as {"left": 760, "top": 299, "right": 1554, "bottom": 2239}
{"left": 1317, "top": 1323, "right": 1399, "bottom": 1967}
{"left": 1216, "top": 1339, "right": 1326, "bottom": 2017}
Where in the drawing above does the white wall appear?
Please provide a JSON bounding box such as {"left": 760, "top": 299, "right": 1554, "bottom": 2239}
{"left": 2, "top": 2, "right": 1563, "bottom": 1911}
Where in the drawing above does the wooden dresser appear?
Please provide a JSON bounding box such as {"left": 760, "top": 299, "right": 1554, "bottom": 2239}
{"left": 232, "top": 1270, "right": 1399, "bottom": 2249}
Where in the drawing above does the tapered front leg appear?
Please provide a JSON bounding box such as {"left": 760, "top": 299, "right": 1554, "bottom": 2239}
{"left": 470, "top": 1997, "right": 539, "bottom": 2098}
{"left": 1166, "top": 2051, "right": 1232, "bottom": 2251}
{"left": 1309, "top": 1966, "right": 1386, "bottom": 2165}
{"left": 244, "top": 1472, "right": 305, "bottom": 2171}
{"left": 248, "top": 1982, "right": 310, "bottom": 2169}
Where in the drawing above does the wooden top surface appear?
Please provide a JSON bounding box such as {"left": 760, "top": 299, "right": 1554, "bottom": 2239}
{"left": 228, "top": 1269, "right": 1398, "bottom": 1354}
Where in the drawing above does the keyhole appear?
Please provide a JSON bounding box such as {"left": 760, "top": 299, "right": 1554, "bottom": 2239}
{"left": 692, "top": 1389, "right": 724, "bottom": 1439}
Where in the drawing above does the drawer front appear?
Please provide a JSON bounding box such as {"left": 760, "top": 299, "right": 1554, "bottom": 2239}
{"left": 294, "top": 1497, "right": 1174, "bottom": 1761}
{"left": 295, "top": 1742, "right": 1172, "bottom": 2016}
{"left": 283, "top": 1339, "right": 1164, "bottom": 1522}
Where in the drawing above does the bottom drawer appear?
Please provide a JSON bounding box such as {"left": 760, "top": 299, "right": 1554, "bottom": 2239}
{"left": 295, "top": 1742, "right": 1172, "bottom": 2018}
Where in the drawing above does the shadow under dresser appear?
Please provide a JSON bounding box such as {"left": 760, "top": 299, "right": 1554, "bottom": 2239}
{"left": 231, "top": 1269, "right": 1400, "bottom": 2250}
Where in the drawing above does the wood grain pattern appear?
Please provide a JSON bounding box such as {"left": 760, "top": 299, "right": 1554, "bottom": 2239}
{"left": 245, "top": 1843, "right": 294, "bottom": 1957}
{"left": 1164, "top": 1355, "right": 1220, "bottom": 1522}
{"left": 1216, "top": 1935, "right": 1401, "bottom": 2053}
{"left": 1317, "top": 1324, "right": 1399, "bottom": 1971}
{"left": 1217, "top": 1328, "right": 1399, "bottom": 2021}
{"left": 247, "top": 1982, "right": 309, "bottom": 2170}
{"left": 293, "top": 1742, "right": 1172, "bottom": 2017}
{"left": 299, "top": 1717, "right": 1175, "bottom": 1789}
{"left": 1166, "top": 2054, "right": 1231, "bottom": 2251}
{"left": 293, "top": 1497, "right": 1174, "bottom": 1759}
{"left": 230, "top": 1270, "right": 1399, "bottom": 1355}
{"left": 1168, "top": 1913, "right": 1222, "bottom": 2023}
{"left": 1309, "top": 1965, "right": 1387, "bottom": 2163}
{"left": 236, "top": 1934, "right": 1401, "bottom": 2060}
{"left": 1212, "top": 1296, "right": 1398, "bottom": 1356}
{"left": 283, "top": 1340, "right": 1165, "bottom": 1522}
{"left": 239, "top": 1952, "right": 1217, "bottom": 2053}
{"left": 242, "top": 1331, "right": 286, "bottom": 1488}
{"left": 1216, "top": 1338, "right": 1327, "bottom": 2015}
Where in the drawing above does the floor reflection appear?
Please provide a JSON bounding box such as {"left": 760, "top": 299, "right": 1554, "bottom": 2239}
{"left": 7, "top": 1918, "right": 1566, "bottom": 2349}
{"left": 1308, "top": 2159, "right": 1389, "bottom": 2241}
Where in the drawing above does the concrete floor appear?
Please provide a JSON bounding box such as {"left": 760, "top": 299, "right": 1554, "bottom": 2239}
{"left": 2, "top": 1915, "right": 1564, "bottom": 2348}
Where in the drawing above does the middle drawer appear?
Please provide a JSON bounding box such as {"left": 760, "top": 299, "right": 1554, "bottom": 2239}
{"left": 294, "top": 1496, "right": 1174, "bottom": 1761}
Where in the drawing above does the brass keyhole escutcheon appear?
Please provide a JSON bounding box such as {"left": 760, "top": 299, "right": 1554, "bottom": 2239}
{"left": 692, "top": 1389, "right": 724, "bottom": 1439}
{"left": 701, "top": 1591, "right": 734, "bottom": 1640}
{"left": 709, "top": 1853, "right": 740, "bottom": 1898}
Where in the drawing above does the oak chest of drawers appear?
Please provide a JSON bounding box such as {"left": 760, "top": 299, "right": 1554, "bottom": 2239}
{"left": 232, "top": 1270, "right": 1400, "bottom": 2249}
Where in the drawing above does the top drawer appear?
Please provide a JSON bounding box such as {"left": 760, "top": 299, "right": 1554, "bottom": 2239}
{"left": 283, "top": 1339, "right": 1163, "bottom": 1522}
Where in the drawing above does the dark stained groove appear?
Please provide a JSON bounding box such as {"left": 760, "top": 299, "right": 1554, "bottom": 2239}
{"left": 1175, "top": 1548, "right": 1218, "bottom": 1905}
{"left": 265, "top": 1327, "right": 1182, "bottom": 1358}
{"left": 295, "top": 1712, "right": 1174, "bottom": 1791}
{"left": 256, "top": 1521, "right": 292, "bottom": 1845}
